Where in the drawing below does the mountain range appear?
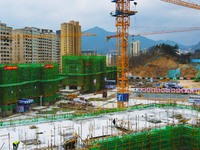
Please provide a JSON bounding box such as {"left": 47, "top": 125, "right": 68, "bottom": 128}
{"left": 82, "top": 26, "right": 199, "bottom": 54}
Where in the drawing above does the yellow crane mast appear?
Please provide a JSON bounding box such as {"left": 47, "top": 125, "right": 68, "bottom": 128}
{"left": 110, "top": 0, "right": 137, "bottom": 108}
{"left": 161, "top": 0, "right": 200, "bottom": 10}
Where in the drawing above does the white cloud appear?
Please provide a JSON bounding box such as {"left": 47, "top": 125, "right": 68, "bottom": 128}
{"left": 0, "top": 0, "right": 200, "bottom": 45}
{"left": 132, "top": 0, "right": 200, "bottom": 45}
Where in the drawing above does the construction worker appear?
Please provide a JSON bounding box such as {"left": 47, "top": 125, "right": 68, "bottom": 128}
{"left": 74, "top": 132, "right": 78, "bottom": 138}
{"left": 13, "top": 140, "right": 20, "bottom": 150}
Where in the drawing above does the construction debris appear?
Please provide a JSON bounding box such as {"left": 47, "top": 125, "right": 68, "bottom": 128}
{"left": 62, "top": 133, "right": 78, "bottom": 150}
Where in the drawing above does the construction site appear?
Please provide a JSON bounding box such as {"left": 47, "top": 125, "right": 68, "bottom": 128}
{"left": 0, "top": 95, "right": 200, "bottom": 149}
{"left": 0, "top": 0, "right": 200, "bottom": 150}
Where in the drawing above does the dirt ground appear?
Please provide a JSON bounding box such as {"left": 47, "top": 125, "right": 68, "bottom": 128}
{"left": 179, "top": 80, "right": 200, "bottom": 88}
{"left": 130, "top": 56, "right": 199, "bottom": 78}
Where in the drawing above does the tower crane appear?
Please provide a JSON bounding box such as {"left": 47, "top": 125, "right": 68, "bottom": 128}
{"left": 110, "top": 0, "right": 137, "bottom": 108}
{"left": 161, "top": 0, "right": 200, "bottom": 10}
{"left": 134, "top": 27, "right": 200, "bottom": 36}
{"left": 107, "top": 26, "right": 200, "bottom": 40}
{"left": 81, "top": 32, "right": 96, "bottom": 36}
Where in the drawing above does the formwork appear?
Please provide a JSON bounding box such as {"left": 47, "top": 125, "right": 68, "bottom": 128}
{"left": 0, "top": 103, "right": 198, "bottom": 128}
{"left": 0, "top": 104, "right": 199, "bottom": 150}
{"left": 90, "top": 125, "right": 200, "bottom": 150}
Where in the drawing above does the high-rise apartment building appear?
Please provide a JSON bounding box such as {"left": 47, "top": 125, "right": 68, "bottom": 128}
{"left": 0, "top": 21, "right": 13, "bottom": 64}
{"left": 38, "top": 29, "right": 60, "bottom": 63}
{"left": 12, "top": 27, "right": 60, "bottom": 64}
{"left": 130, "top": 41, "right": 140, "bottom": 57}
{"left": 106, "top": 52, "right": 117, "bottom": 66}
{"left": 82, "top": 50, "right": 97, "bottom": 56}
{"left": 12, "top": 27, "right": 39, "bottom": 63}
{"left": 61, "top": 21, "right": 81, "bottom": 56}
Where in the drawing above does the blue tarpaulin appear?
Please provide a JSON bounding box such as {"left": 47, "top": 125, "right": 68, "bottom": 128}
{"left": 191, "top": 59, "right": 200, "bottom": 63}
{"left": 168, "top": 68, "right": 180, "bottom": 78}
{"left": 18, "top": 98, "right": 34, "bottom": 105}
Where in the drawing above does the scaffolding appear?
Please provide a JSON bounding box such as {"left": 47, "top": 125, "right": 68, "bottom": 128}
{"left": 0, "top": 103, "right": 199, "bottom": 149}
{"left": 62, "top": 56, "right": 116, "bottom": 93}
{"left": 89, "top": 125, "right": 200, "bottom": 150}
{"left": 0, "top": 63, "right": 61, "bottom": 115}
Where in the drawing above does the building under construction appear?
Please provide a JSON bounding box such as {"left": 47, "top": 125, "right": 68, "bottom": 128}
{"left": 0, "top": 63, "right": 60, "bottom": 117}
{"left": 0, "top": 103, "right": 199, "bottom": 149}
{"left": 0, "top": 56, "right": 117, "bottom": 117}
{"left": 89, "top": 124, "right": 200, "bottom": 150}
{"left": 61, "top": 55, "right": 116, "bottom": 93}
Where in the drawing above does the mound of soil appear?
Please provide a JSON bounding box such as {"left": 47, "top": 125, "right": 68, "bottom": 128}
{"left": 131, "top": 56, "right": 198, "bottom": 77}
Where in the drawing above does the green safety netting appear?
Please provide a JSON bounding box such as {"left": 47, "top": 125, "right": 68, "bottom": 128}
{"left": 0, "top": 63, "right": 59, "bottom": 84}
{"left": 0, "top": 104, "right": 199, "bottom": 150}
{"left": 62, "top": 55, "right": 107, "bottom": 75}
{"left": 90, "top": 125, "right": 200, "bottom": 150}
{"left": 62, "top": 56, "right": 116, "bottom": 93}
{"left": 0, "top": 58, "right": 116, "bottom": 106}
{"left": 0, "top": 63, "right": 60, "bottom": 105}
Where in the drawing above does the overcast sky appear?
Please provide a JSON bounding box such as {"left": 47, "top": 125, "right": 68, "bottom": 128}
{"left": 0, "top": 0, "right": 200, "bottom": 46}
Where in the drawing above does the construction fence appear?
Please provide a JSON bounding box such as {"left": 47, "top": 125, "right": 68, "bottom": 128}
{"left": 0, "top": 103, "right": 199, "bottom": 128}
{"left": 89, "top": 125, "right": 200, "bottom": 150}
{"left": 133, "top": 87, "right": 200, "bottom": 94}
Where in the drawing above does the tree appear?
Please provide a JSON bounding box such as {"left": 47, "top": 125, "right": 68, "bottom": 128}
{"left": 178, "top": 53, "right": 191, "bottom": 64}
{"left": 148, "top": 44, "right": 179, "bottom": 57}
{"left": 129, "top": 43, "right": 180, "bottom": 68}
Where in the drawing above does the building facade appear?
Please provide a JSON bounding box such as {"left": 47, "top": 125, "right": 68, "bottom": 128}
{"left": 12, "top": 27, "right": 60, "bottom": 64}
{"left": 0, "top": 21, "right": 13, "bottom": 64}
{"left": 82, "top": 50, "right": 97, "bottom": 56}
{"left": 106, "top": 52, "right": 117, "bottom": 66}
{"left": 130, "top": 41, "right": 140, "bottom": 56}
{"left": 61, "top": 21, "right": 81, "bottom": 56}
